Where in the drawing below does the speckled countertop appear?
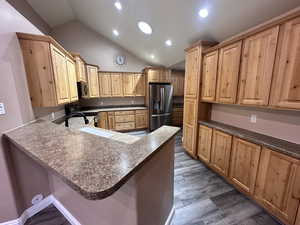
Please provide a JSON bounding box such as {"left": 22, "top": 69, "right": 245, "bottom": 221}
{"left": 199, "top": 120, "right": 300, "bottom": 159}
{"left": 4, "top": 120, "right": 179, "bottom": 200}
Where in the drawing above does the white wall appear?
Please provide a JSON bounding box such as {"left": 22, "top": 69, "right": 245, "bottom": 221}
{"left": 51, "top": 21, "right": 149, "bottom": 72}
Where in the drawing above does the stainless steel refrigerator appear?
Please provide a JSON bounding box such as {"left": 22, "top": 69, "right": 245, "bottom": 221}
{"left": 149, "top": 83, "right": 173, "bottom": 131}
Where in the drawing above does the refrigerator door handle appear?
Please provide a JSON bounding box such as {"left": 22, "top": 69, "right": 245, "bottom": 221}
{"left": 160, "top": 87, "right": 164, "bottom": 112}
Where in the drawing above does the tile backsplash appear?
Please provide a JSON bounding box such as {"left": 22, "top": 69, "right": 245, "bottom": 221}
{"left": 78, "top": 97, "right": 145, "bottom": 107}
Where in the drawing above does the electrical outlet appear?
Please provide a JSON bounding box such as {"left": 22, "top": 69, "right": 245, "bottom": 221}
{"left": 250, "top": 114, "right": 257, "bottom": 123}
{"left": 100, "top": 101, "right": 104, "bottom": 105}
{"left": 131, "top": 100, "right": 135, "bottom": 104}
{"left": 0, "top": 103, "right": 6, "bottom": 115}
{"left": 31, "top": 194, "right": 43, "bottom": 205}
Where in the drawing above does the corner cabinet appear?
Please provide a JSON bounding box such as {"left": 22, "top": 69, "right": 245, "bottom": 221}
{"left": 270, "top": 17, "right": 300, "bottom": 109}
{"left": 17, "top": 33, "right": 78, "bottom": 107}
{"left": 238, "top": 27, "right": 279, "bottom": 106}
{"left": 86, "top": 64, "right": 100, "bottom": 98}
{"left": 216, "top": 41, "right": 242, "bottom": 104}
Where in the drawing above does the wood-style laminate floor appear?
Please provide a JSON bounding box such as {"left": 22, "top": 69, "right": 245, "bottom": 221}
{"left": 171, "top": 131, "right": 281, "bottom": 225}
{"left": 24, "top": 131, "right": 281, "bottom": 225}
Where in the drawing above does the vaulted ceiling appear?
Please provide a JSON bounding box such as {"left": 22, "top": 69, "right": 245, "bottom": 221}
{"left": 26, "top": 0, "right": 300, "bottom": 68}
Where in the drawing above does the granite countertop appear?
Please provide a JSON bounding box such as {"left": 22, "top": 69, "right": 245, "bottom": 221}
{"left": 4, "top": 120, "right": 179, "bottom": 200}
{"left": 199, "top": 120, "right": 300, "bottom": 159}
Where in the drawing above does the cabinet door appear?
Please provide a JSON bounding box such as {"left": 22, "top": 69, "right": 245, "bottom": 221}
{"left": 270, "top": 17, "right": 300, "bottom": 109}
{"left": 50, "top": 45, "right": 70, "bottom": 104}
{"left": 197, "top": 125, "right": 213, "bottom": 163}
{"left": 230, "top": 138, "right": 261, "bottom": 195}
{"left": 87, "top": 65, "right": 100, "bottom": 98}
{"left": 216, "top": 41, "right": 242, "bottom": 103}
{"left": 98, "top": 112, "right": 108, "bottom": 129}
{"left": 160, "top": 69, "right": 171, "bottom": 83}
{"left": 211, "top": 130, "right": 232, "bottom": 176}
{"left": 123, "top": 74, "right": 135, "bottom": 96}
{"left": 108, "top": 114, "right": 115, "bottom": 130}
{"left": 185, "top": 47, "right": 201, "bottom": 98}
{"left": 74, "top": 56, "right": 86, "bottom": 82}
{"left": 255, "top": 148, "right": 300, "bottom": 225}
{"left": 183, "top": 98, "right": 198, "bottom": 154}
{"left": 99, "top": 73, "right": 112, "bottom": 97}
{"left": 238, "top": 27, "right": 279, "bottom": 106}
{"left": 147, "top": 69, "right": 160, "bottom": 82}
{"left": 66, "top": 57, "right": 78, "bottom": 102}
{"left": 134, "top": 73, "right": 145, "bottom": 96}
{"left": 111, "top": 73, "right": 123, "bottom": 97}
{"left": 178, "top": 73, "right": 185, "bottom": 96}
{"left": 171, "top": 72, "right": 185, "bottom": 96}
{"left": 135, "top": 110, "right": 148, "bottom": 129}
{"left": 79, "top": 59, "right": 87, "bottom": 82}
{"left": 202, "top": 50, "right": 218, "bottom": 102}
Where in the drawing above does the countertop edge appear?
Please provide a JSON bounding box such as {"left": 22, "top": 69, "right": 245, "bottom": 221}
{"left": 199, "top": 120, "right": 300, "bottom": 160}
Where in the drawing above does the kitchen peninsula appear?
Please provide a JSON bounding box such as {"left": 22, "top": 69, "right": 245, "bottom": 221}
{"left": 4, "top": 120, "right": 180, "bottom": 225}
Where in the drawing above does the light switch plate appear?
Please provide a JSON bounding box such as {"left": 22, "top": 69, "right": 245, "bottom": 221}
{"left": 0, "top": 103, "right": 5, "bottom": 115}
{"left": 250, "top": 114, "right": 257, "bottom": 123}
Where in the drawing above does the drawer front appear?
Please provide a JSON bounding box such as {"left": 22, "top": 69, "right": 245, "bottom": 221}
{"left": 136, "top": 110, "right": 147, "bottom": 115}
{"left": 115, "top": 115, "right": 135, "bottom": 123}
{"left": 108, "top": 112, "right": 115, "bottom": 116}
{"left": 115, "top": 111, "right": 135, "bottom": 115}
{"left": 115, "top": 122, "right": 135, "bottom": 130}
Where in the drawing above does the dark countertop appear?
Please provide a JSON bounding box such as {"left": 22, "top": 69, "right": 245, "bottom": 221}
{"left": 4, "top": 120, "right": 180, "bottom": 200}
{"left": 199, "top": 120, "right": 300, "bottom": 159}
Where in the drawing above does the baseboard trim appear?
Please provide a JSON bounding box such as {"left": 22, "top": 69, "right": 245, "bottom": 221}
{"left": 165, "top": 206, "right": 175, "bottom": 225}
{"left": 0, "top": 195, "right": 81, "bottom": 225}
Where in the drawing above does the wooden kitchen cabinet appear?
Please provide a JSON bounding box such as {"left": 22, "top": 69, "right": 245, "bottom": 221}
{"left": 146, "top": 68, "right": 171, "bottom": 83}
{"left": 99, "top": 73, "right": 112, "bottom": 97}
{"left": 71, "top": 53, "right": 87, "bottom": 82}
{"left": 50, "top": 44, "right": 71, "bottom": 104}
{"left": 98, "top": 112, "right": 108, "bottom": 129}
{"left": 108, "top": 112, "right": 115, "bottom": 130}
{"left": 254, "top": 148, "right": 300, "bottom": 225}
{"left": 86, "top": 64, "right": 100, "bottom": 98}
{"left": 135, "top": 110, "right": 148, "bottom": 129}
{"left": 65, "top": 56, "right": 78, "bottom": 102}
{"left": 134, "top": 73, "right": 145, "bottom": 96}
{"left": 197, "top": 125, "right": 213, "bottom": 163}
{"left": 160, "top": 69, "right": 171, "bottom": 83}
{"left": 172, "top": 107, "right": 183, "bottom": 126}
{"left": 123, "top": 74, "right": 135, "bottom": 96}
{"left": 270, "top": 17, "right": 300, "bottom": 109}
{"left": 202, "top": 50, "right": 218, "bottom": 102}
{"left": 238, "top": 27, "right": 279, "bottom": 106}
{"left": 147, "top": 69, "right": 160, "bottom": 82}
{"left": 171, "top": 71, "right": 185, "bottom": 96}
{"left": 230, "top": 137, "right": 261, "bottom": 195}
{"left": 210, "top": 130, "right": 232, "bottom": 176}
{"left": 216, "top": 41, "right": 242, "bottom": 104}
{"left": 111, "top": 73, "right": 123, "bottom": 97}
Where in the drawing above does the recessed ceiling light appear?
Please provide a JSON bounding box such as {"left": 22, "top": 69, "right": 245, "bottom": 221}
{"left": 199, "top": 8, "right": 208, "bottom": 18}
{"left": 114, "top": 1, "right": 122, "bottom": 10}
{"left": 165, "top": 40, "right": 172, "bottom": 46}
{"left": 150, "top": 54, "right": 155, "bottom": 59}
{"left": 113, "top": 29, "right": 119, "bottom": 36}
{"left": 138, "top": 21, "right": 152, "bottom": 35}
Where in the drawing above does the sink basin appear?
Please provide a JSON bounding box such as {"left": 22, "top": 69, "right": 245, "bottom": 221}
{"left": 79, "top": 127, "right": 114, "bottom": 138}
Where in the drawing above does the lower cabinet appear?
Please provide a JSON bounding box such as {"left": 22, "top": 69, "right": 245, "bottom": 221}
{"left": 98, "top": 112, "right": 108, "bottom": 129}
{"left": 211, "top": 130, "right": 232, "bottom": 177}
{"left": 197, "top": 125, "right": 300, "bottom": 225}
{"left": 229, "top": 138, "right": 261, "bottom": 195}
{"left": 135, "top": 110, "right": 148, "bottom": 129}
{"left": 255, "top": 148, "right": 300, "bottom": 225}
{"left": 197, "top": 125, "right": 213, "bottom": 163}
{"left": 108, "top": 112, "right": 115, "bottom": 130}
{"left": 172, "top": 107, "right": 184, "bottom": 126}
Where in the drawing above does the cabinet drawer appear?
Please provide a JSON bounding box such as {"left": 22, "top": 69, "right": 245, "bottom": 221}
{"left": 115, "top": 111, "right": 135, "bottom": 115}
{"left": 136, "top": 110, "right": 147, "bottom": 115}
{"left": 115, "top": 122, "right": 135, "bottom": 131}
{"left": 108, "top": 112, "right": 115, "bottom": 116}
{"left": 115, "top": 115, "right": 135, "bottom": 123}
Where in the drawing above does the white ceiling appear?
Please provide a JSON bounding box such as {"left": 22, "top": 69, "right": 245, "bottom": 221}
{"left": 27, "top": 0, "right": 300, "bottom": 68}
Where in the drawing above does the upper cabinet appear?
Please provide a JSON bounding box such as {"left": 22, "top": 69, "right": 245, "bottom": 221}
{"left": 216, "top": 41, "right": 242, "bottom": 104}
{"left": 17, "top": 33, "right": 78, "bottom": 107}
{"left": 185, "top": 47, "right": 201, "bottom": 99}
{"left": 270, "top": 17, "right": 300, "bottom": 109}
{"left": 99, "top": 72, "right": 112, "bottom": 97}
{"left": 72, "top": 53, "right": 87, "bottom": 82}
{"left": 171, "top": 71, "right": 185, "bottom": 96}
{"left": 202, "top": 50, "right": 218, "bottom": 102}
{"left": 238, "top": 27, "right": 279, "bottom": 106}
{"left": 134, "top": 73, "right": 146, "bottom": 96}
{"left": 123, "top": 74, "right": 135, "bottom": 97}
{"left": 111, "top": 73, "right": 123, "bottom": 97}
{"left": 86, "top": 64, "right": 100, "bottom": 98}
{"left": 146, "top": 68, "right": 171, "bottom": 83}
